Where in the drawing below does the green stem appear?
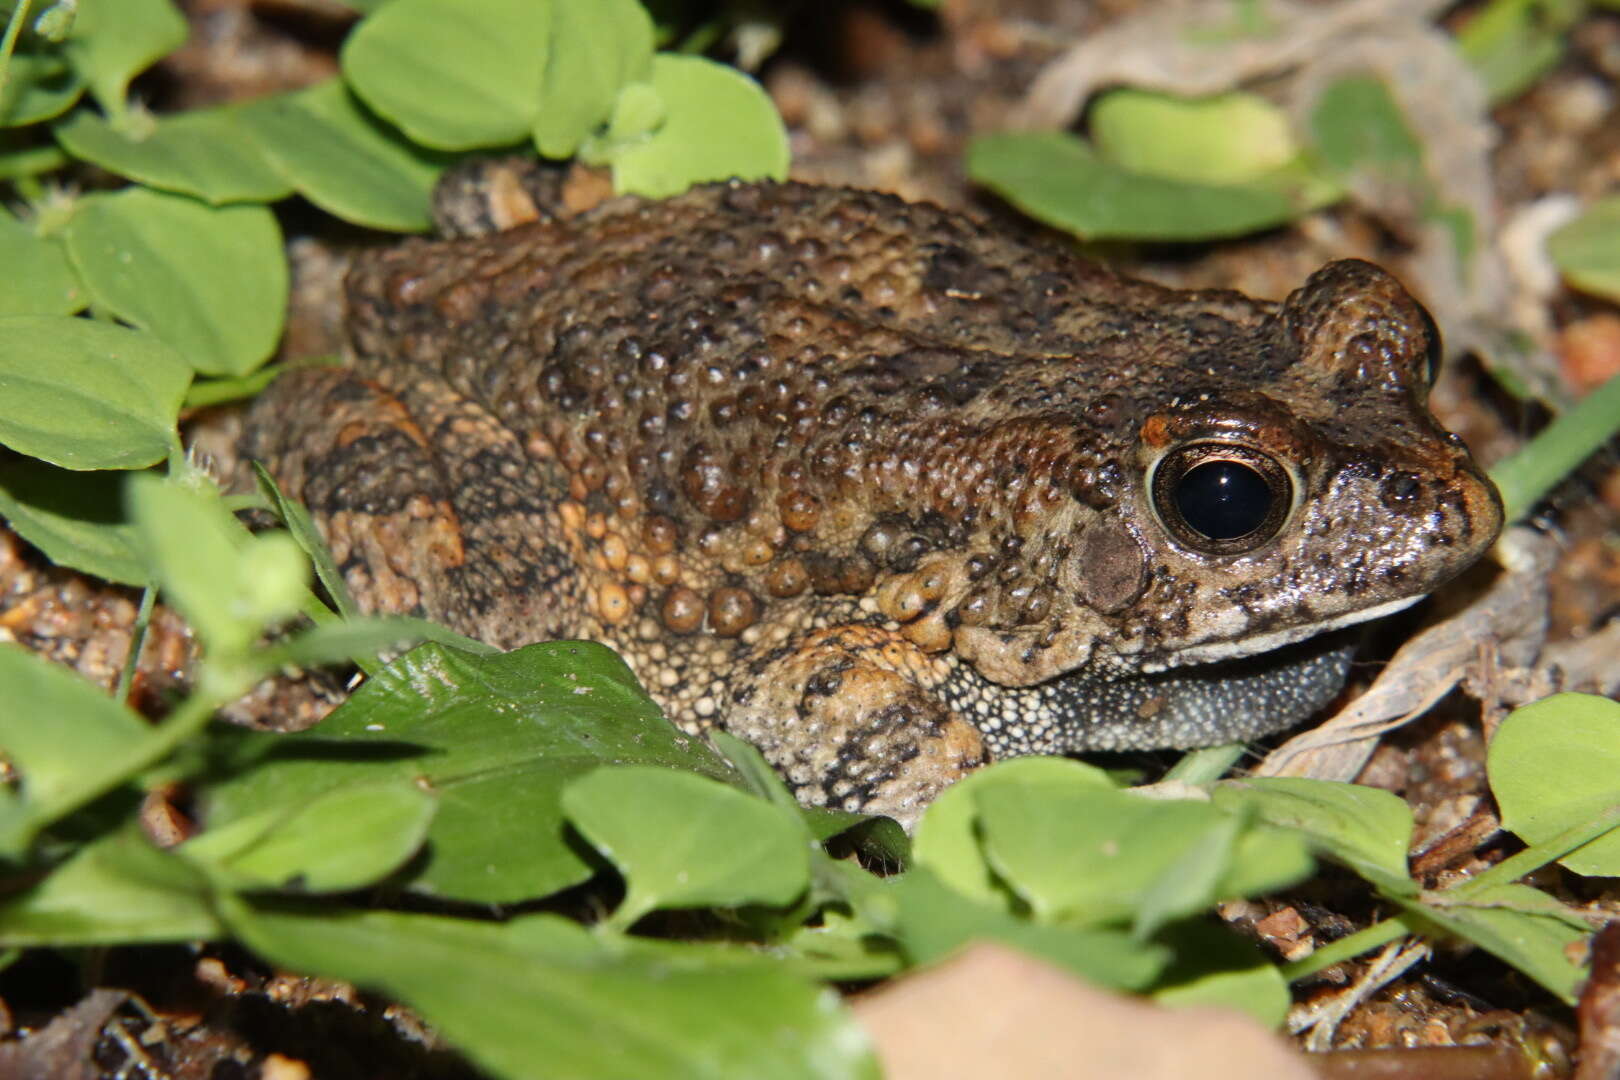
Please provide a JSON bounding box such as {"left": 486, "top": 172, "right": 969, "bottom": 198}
{"left": 183, "top": 366, "right": 284, "bottom": 410}
{"left": 114, "top": 584, "right": 156, "bottom": 706}
{"left": 0, "top": 143, "right": 65, "bottom": 182}
{"left": 0, "top": 0, "right": 33, "bottom": 106}
{"left": 1490, "top": 371, "right": 1620, "bottom": 523}
{"left": 1279, "top": 913, "right": 1416, "bottom": 982}
{"left": 1162, "top": 743, "right": 1245, "bottom": 785}
{"left": 1449, "top": 801, "right": 1620, "bottom": 896}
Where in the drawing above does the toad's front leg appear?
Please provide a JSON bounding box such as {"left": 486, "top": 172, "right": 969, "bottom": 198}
{"left": 724, "top": 624, "right": 990, "bottom": 828}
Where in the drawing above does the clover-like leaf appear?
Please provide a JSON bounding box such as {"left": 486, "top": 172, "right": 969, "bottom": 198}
{"left": 342, "top": 0, "right": 551, "bottom": 150}
{"left": 64, "top": 188, "right": 287, "bottom": 377}
{"left": 1489, "top": 693, "right": 1620, "bottom": 877}
{"left": 0, "top": 315, "right": 188, "bottom": 470}
{"left": 563, "top": 766, "right": 810, "bottom": 929}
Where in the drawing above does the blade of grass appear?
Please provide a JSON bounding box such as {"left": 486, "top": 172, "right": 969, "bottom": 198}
{"left": 1490, "top": 371, "right": 1620, "bottom": 523}
{"left": 1279, "top": 916, "right": 1417, "bottom": 982}
{"left": 1162, "top": 743, "right": 1245, "bottom": 785}
{"left": 0, "top": 1, "right": 34, "bottom": 103}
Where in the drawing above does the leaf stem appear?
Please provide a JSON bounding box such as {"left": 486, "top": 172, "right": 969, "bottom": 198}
{"left": 1279, "top": 914, "right": 1416, "bottom": 982}
{"left": 1450, "top": 802, "right": 1620, "bottom": 895}
{"left": 1490, "top": 371, "right": 1620, "bottom": 523}
{"left": 1162, "top": 742, "right": 1245, "bottom": 785}
{"left": 114, "top": 584, "right": 156, "bottom": 706}
{"left": 183, "top": 366, "right": 284, "bottom": 410}
{"left": 0, "top": 0, "right": 33, "bottom": 107}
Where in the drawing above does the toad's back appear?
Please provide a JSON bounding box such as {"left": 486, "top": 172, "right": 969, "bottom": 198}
{"left": 245, "top": 179, "right": 1502, "bottom": 824}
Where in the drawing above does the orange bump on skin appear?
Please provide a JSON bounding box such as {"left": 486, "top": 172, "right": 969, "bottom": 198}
{"left": 597, "top": 582, "right": 632, "bottom": 624}
{"left": 708, "top": 586, "right": 760, "bottom": 637}
{"left": 558, "top": 500, "right": 585, "bottom": 534}
{"left": 915, "top": 566, "right": 948, "bottom": 602}
{"left": 1139, "top": 414, "right": 1173, "bottom": 448}
{"left": 879, "top": 576, "right": 928, "bottom": 622}
{"left": 653, "top": 554, "right": 681, "bottom": 585}
{"left": 585, "top": 512, "right": 607, "bottom": 540}
{"left": 643, "top": 515, "right": 678, "bottom": 555}
{"left": 765, "top": 557, "right": 809, "bottom": 597}
{"left": 602, "top": 532, "right": 629, "bottom": 571}
{"left": 742, "top": 537, "right": 776, "bottom": 566}
{"left": 626, "top": 553, "right": 652, "bottom": 584}
{"left": 778, "top": 489, "right": 820, "bottom": 532}
{"left": 661, "top": 586, "right": 704, "bottom": 634}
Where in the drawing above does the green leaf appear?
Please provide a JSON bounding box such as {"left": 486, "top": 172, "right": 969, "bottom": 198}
{"left": 0, "top": 823, "right": 219, "bottom": 947}
{"left": 1414, "top": 883, "right": 1589, "bottom": 1004}
{"left": 1456, "top": 0, "right": 1583, "bottom": 104}
{"left": 1548, "top": 194, "right": 1620, "bottom": 303}
{"left": 252, "top": 460, "right": 358, "bottom": 619}
{"left": 0, "top": 206, "right": 83, "bottom": 315}
{"left": 890, "top": 868, "right": 1168, "bottom": 992}
{"left": 0, "top": 457, "right": 145, "bottom": 584}
{"left": 0, "top": 314, "right": 189, "bottom": 470}
{"left": 1150, "top": 920, "right": 1290, "bottom": 1027}
{"left": 1489, "top": 693, "right": 1620, "bottom": 876}
{"left": 1091, "top": 89, "right": 1299, "bottom": 186}
{"left": 223, "top": 903, "right": 880, "bottom": 1080}
{"left": 603, "top": 79, "right": 664, "bottom": 142}
{"left": 1213, "top": 777, "right": 1416, "bottom": 895}
{"left": 0, "top": 645, "right": 152, "bottom": 854}
{"left": 0, "top": 49, "right": 84, "bottom": 127}
{"left": 53, "top": 107, "right": 293, "bottom": 205}
{"left": 975, "top": 782, "right": 1235, "bottom": 925}
{"left": 967, "top": 131, "right": 1309, "bottom": 242}
{"left": 1306, "top": 72, "right": 1474, "bottom": 271}
{"left": 341, "top": 0, "right": 551, "bottom": 150}
{"left": 1218, "top": 821, "right": 1315, "bottom": 901}
{"left": 533, "top": 0, "right": 654, "bottom": 157}
{"left": 563, "top": 766, "right": 810, "bottom": 929}
{"left": 62, "top": 0, "right": 187, "bottom": 118}
{"left": 1131, "top": 813, "right": 1242, "bottom": 942}
{"left": 64, "top": 188, "right": 287, "bottom": 377}
{"left": 183, "top": 779, "right": 436, "bottom": 893}
{"left": 1308, "top": 74, "right": 1426, "bottom": 186}
{"left": 912, "top": 756, "right": 1118, "bottom": 909}
{"left": 127, "top": 474, "right": 307, "bottom": 658}
{"left": 236, "top": 80, "right": 442, "bottom": 232}
{"left": 200, "top": 641, "right": 738, "bottom": 904}
{"left": 604, "top": 55, "right": 788, "bottom": 198}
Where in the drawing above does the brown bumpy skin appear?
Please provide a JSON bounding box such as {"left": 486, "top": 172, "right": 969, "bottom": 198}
{"left": 244, "top": 177, "right": 1502, "bottom": 826}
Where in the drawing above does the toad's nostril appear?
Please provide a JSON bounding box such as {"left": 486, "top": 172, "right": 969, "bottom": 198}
{"left": 1379, "top": 471, "right": 1422, "bottom": 507}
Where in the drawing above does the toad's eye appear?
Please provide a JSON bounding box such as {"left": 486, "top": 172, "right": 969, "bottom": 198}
{"left": 1151, "top": 443, "right": 1291, "bottom": 555}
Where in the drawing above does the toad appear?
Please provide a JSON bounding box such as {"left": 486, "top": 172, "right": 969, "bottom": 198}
{"left": 243, "top": 176, "right": 1503, "bottom": 824}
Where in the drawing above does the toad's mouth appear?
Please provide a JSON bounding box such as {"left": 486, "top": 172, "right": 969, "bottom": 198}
{"left": 1139, "top": 593, "right": 1424, "bottom": 673}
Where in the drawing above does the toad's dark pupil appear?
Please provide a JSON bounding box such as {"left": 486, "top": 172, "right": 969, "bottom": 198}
{"left": 1173, "top": 460, "right": 1273, "bottom": 540}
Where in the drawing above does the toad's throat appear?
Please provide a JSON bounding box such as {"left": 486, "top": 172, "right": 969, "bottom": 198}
{"left": 956, "top": 628, "right": 1363, "bottom": 757}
